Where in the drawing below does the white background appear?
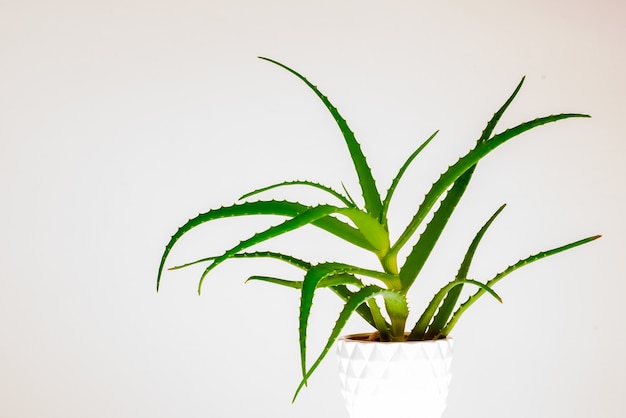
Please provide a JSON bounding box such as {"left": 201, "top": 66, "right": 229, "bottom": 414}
{"left": 1, "top": 1, "right": 623, "bottom": 417}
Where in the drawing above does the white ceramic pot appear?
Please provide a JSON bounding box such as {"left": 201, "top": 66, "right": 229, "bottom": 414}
{"left": 336, "top": 334, "right": 454, "bottom": 418}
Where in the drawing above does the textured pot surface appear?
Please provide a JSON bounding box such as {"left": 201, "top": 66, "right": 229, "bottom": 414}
{"left": 336, "top": 334, "right": 454, "bottom": 418}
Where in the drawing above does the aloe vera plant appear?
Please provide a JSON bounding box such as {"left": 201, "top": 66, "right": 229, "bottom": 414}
{"left": 157, "top": 57, "right": 600, "bottom": 399}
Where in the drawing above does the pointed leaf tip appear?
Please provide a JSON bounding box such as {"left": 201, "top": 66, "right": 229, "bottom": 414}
{"left": 258, "top": 55, "right": 383, "bottom": 219}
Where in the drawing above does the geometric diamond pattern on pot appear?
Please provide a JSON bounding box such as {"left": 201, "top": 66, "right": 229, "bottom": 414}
{"left": 337, "top": 334, "right": 454, "bottom": 418}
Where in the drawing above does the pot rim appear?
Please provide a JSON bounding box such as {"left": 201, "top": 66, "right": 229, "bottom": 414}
{"left": 339, "top": 332, "right": 453, "bottom": 344}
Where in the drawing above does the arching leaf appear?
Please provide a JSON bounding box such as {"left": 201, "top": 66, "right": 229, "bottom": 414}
{"left": 394, "top": 77, "right": 526, "bottom": 287}
{"left": 441, "top": 234, "right": 601, "bottom": 336}
{"left": 381, "top": 130, "right": 438, "bottom": 223}
{"left": 157, "top": 200, "right": 376, "bottom": 291}
{"left": 240, "top": 179, "right": 355, "bottom": 208}
{"left": 391, "top": 112, "right": 590, "bottom": 259}
{"left": 259, "top": 57, "right": 383, "bottom": 219}
{"left": 293, "top": 286, "right": 407, "bottom": 401}
{"left": 425, "top": 204, "right": 507, "bottom": 339}
{"left": 409, "top": 278, "right": 502, "bottom": 340}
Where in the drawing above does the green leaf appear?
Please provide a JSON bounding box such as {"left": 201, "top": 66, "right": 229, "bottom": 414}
{"left": 317, "top": 263, "right": 401, "bottom": 289}
{"left": 339, "top": 207, "right": 390, "bottom": 253}
{"left": 297, "top": 262, "right": 400, "bottom": 382}
{"left": 298, "top": 260, "right": 402, "bottom": 378}
{"left": 240, "top": 180, "right": 355, "bottom": 208}
{"left": 246, "top": 276, "right": 303, "bottom": 289}
{"left": 173, "top": 251, "right": 379, "bottom": 332}
{"left": 341, "top": 182, "right": 358, "bottom": 207}
{"left": 331, "top": 284, "right": 378, "bottom": 328}
{"left": 477, "top": 76, "right": 526, "bottom": 147}
{"left": 425, "top": 204, "right": 507, "bottom": 339}
{"left": 169, "top": 250, "right": 313, "bottom": 271}
{"left": 195, "top": 204, "right": 395, "bottom": 293}
{"left": 367, "top": 298, "right": 391, "bottom": 341}
{"left": 157, "top": 200, "right": 376, "bottom": 291}
{"left": 197, "top": 205, "right": 344, "bottom": 293}
{"left": 393, "top": 77, "right": 527, "bottom": 288}
{"left": 391, "top": 112, "right": 590, "bottom": 258}
{"left": 441, "top": 234, "right": 601, "bottom": 336}
{"left": 259, "top": 57, "right": 383, "bottom": 219}
{"left": 293, "top": 285, "right": 407, "bottom": 401}
{"left": 398, "top": 166, "right": 475, "bottom": 288}
{"left": 247, "top": 273, "right": 364, "bottom": 289}
{"left": 248, "top": 272, "right": 378, "bottom": 328}
{"left": 409, "top": 278, "right": 502, "bottom": 340}
{"left": 381, "top": 130, "right": 438, "bottom": 224}
{"left": 298, "top": 263, "right": 370, "bottom": 382}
